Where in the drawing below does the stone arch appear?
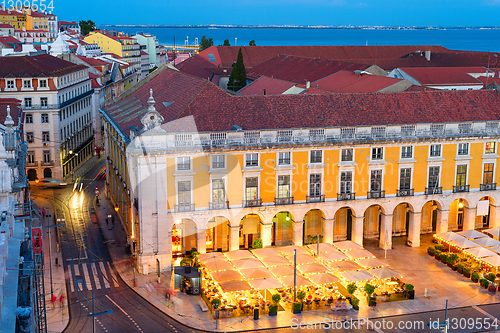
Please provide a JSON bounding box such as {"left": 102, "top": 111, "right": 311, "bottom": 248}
{"left": 421, "top": 200, "right": 443, "bottom": 234}
{"left": 239, "top": 213, "right": 264, "bottom": 249}
{"left": 392, "top": 202, "right": 415, "bottom": 237}
{"left": 333, "top": 206, "right": 357, "bottom": 242}
{"left": 362, "top": 204, "right": 386, "bottom": 247}
{"left": 449, "top": 198, "right": 470, "bottom": 232}
{"left": 27, "top": 169, "right": 37, "bottom": 181}
{"left": 43, "top": 168, "right": 52, "bottom": 178}
{"left": 172, "top": 218, "right": 197, "bottom": 256}
{"left": 206, "top": 216, "right": 231, "bottom": 252}
{"left": 476, "top": 196, "right": 496, "bottom": 229}
{"left": 303, "top": 209, "right": 326, "bottom": 245}
{"left": 272, "top": 211, "right": 295, "bottom": 246}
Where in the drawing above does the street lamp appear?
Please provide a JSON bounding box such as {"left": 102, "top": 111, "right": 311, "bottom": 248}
{"left": 114, "top": 204, "right": 119, "bottom": 212}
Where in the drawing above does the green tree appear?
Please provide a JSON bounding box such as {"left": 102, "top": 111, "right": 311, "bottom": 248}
{"left": 249, "top": 40, "right": 256, "bottom": 46}
{"left": 79, "top": 20, "right": 96, "bottom": 36}
{"left": 223, "top": 39, "right": 231, "bottom": 46}
{"left": 227, "top": 47, "right": 247, "bottom": 91}
{"left": 199, "top": 35, "right": 213, "bottom": 51}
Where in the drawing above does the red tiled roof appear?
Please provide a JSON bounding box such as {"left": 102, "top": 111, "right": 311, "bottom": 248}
{"left": 0, "top": 24, "right": 13, "bottom": 29}
{"left": 29, "top": 11, "right": 47, "bottom": 17}
{"left": 175, "top": 55, "right": 214, "bottom": 81}
{"left": 76, "top": 55, "right": 109, "bottom": 67}
{"left": 403, "top": 85, "right": 439, "bottom": 92}
{"left": 396, "top": 67, "right": 486, "bottom": 86}
{"left": 0, "top": 10, "right": 23, "bottom": 16}
{"left": 91, "top": 78, "right": 103, "bottom": 88}
{"left": 247, "top": 55, "right": 367, "bottom": 83}
{"left": 300, "top": 87, "right": 337, "bottom": 95}
{"left": 104, "top": 67, "right": 500, "bottom": 135}
{"left": 0, "top": 98, "right": 21, "bottom": 126}
{"left": 59, "top": 21, "right": 77, "bottom": 25}
{"left": 0, "top": 54, "right": 87, "bottom": 77}
{"left": 0, "top": 36, "right": 23, "bottom": 51}
{"left": 198, "top": 45, "right": 450, "bottom": 69}
{"left": 238, "top": 76, "right": 296, "bottom": 95}
{"left": 311, "top": 70, "right": 404, "bottom": 93}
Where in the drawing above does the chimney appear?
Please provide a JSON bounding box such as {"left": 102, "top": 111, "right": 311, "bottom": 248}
{"left": 306, "top": 81, "right": 310, "bottom": 89}
{"left": 425, "top": 50, "right": 431, "bottom": 61}
{"left": 263, "top": 89, "right": 266, "bottom": 95}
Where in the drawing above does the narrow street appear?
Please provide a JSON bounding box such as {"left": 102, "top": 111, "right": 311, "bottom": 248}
{"left": 32, "top": 159, "right": 203, "bottom": 333}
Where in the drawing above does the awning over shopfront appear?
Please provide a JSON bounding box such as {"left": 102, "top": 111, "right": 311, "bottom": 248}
{"left": 211, "top": 270, "right": 242, "bottom": 282}
{"left": 219, "top": 280, "right": 252, "bottom": 292}
{"left": 480, "top": 255, "right": 500, "bottom": 267}
{"left": 269, "top": 265, "right": 295, "bottom": 277}
{"left": 457, "top": 229, "right": 486, "bottom": 240}
{"left": 252, "top": 247, "right": 282, "bottom": 258}
{"left": 340, "top": 270, "right": 373, "bottom": 283}
{"left": 279, "top": 274, "right": 312, "bottom": 287}
{"left": 279, "top": 245, "right": 308, "bottom": 256}
{"left": 319, "top": 251, "right": 349, "bottom": 262}
{"left": 355, "top": 258, "right": 389, "bottom": 269}
{"left": 297, "top": 263, "right": 329, "bottom": 275}
{"left": 231, "top": 258, "right": 265, "bottom": 270}
{"left": 203, "top": 260, "right": 234, "bottom": 271}
{"left": 241, "top": 267, "right": 274, "bottom": 280}
{"left": 291, "top": 253, "right": 316, "bottom": 264}
{"left": 483, "top": 227, "right": 500, "bottom": 240}
{"left": 333, "top": 240, "right": 363, "bottom": 251}
{"left": 307, "top": 272, "right": 340, "bottom": 285}
{"left": 464, "top": 247, "right": 497, "bottom": 258}
{"left": 345, "top": 248, "right": 375, "bottom": 260}
{"left": 225, "top": 250, "right": 255, "bottom": 260}
{"left": 369, "top": 267, "right": 402, "bottom": 280}
{"left": 327, "top": 260, "right": 363, "bottom": 272}
{"left": 448, "top": 237, "right": 481, "bottom": 249}
{"left": 473, "top": 237, "right": 500, "bottom": 248}
{"left": 248, "top": 277, "right": 283, "bottom": 290}
{"left": 198, "top": 252, "right": 225, "bottom": 262}
{"left": 307, "top": 243, "right": 338, "bottom": 254}
{"left": 260, "top": 255, "right": 290, "bottom": 267}
{"left": 435, "top": 232, "right": 465, "bottom": 242}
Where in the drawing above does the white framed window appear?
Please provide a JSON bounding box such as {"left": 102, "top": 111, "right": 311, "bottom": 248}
{"left": 340, "top": 171, "right": 352, "bottom": 193}
{"left": 24, "top": 98, "right": 32, "bottom": 108}
{"left": 341, "top": 149, "right": 353, "bottom": 162}
{"left": 430, "top": 144, "right": 441, "bottom": 157}
{"left": 485, "top": 142, "right": 496, "bottom": 154}
{"left": 38, "top": 79, "right": 47, "bottom": 88}
{"left": 25, "top": 113, "right": 33, "bottom": 124}
{"left": 26, "top": 132, "right": 34, "bottom": 143}
{"left": 310, "top": 150, "right": 322, "bottom": 163}
{"left": 278, "top": 175, "right": 290, "bottom": 198}
{"left": 22, "top": 79, "right": 32, "bottom": 89}
{"left": 41, "top": 113, "right": 49, "bottom": 123}
{"left": 212, "top": 179, "right": 225, "bottom": 204}
{"left": 399, "top": 168, "right": 412, "bottom": 190}
{"left": 456, "top": 165, "right": 467, "bottom": 186}
{"left": 177, "top": 157, "right": 190, "bottom": 171}
{"left": 6, "top": 79, "right": 15, "bottom": 90}
{"left": 40, "top": 97, "right": 48, "bottom": 107}
{"left": 309, "top": 173, "right": 321, "bottom": 196}
{"left": 42, "top": 131, "right": 50, "bottom": 142}
{"left": 245, "top": 177, "right": 258, "bottom": 201}
{"left": 212, "top": 155, "right": 225, "bottom": 169}
{"left": 483, "top": 163, "right": 494, "bottom": 185}
{"left": 245, "top": 153, "right": 258, "bottom": 167}
{"left": 177, "top": 181, "right": 192, "bottom": 205}
{"left": 428, "top": 166, "right": 440, "bottom": 188}
{"left": 401, "top": 146, "right": 412, "bottom": 159}
{"left": 278, "top": 152, "right": 290, "bottom": 165}
{"left": 370, "top": 169, "right": 383, "bottom": 191}
{"left": 371, "top": 147, "right": 383, "bottom": 160}
{"left": 458, "top": 143, "right": 469, "bottom": 156}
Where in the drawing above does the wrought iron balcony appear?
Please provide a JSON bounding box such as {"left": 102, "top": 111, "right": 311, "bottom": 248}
{"left": 397, "top": 189, "right": 414, "bottom": 197}
{"left": 274, "top": 197, "right": 294, "bottom": 205}
{"left": 453, "top": 185, "right": 470, "bottom": 193}
{"left": 480, "top": 183, "right": 497, "bottom": 191}
{"left": 26, "top": 161, "right": 38, "bottom": 167}
{"left": 174, "top": 203, "right": 195, "bottom": 212}
{"left": 306, "top": 194, "right": 325, "bottom": 203}
{"left": 209, "top": 201, "right": 229, "bottom": 210}
{"left": 337, "top": 192, "right": 355, "bottom": 201}
{"left": 41, "top": 161, "right": 54, "bottom": 166}
{"left": 367, "top": 190, "right": 385, "bottom": 199}
{"left": 425, "top": 187, "right": 442, "bottom": 195}
{"left": 243, "top": 198, "right": 262, "bottom": 207}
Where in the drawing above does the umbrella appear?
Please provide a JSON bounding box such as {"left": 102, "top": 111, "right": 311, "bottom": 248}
{"left": 355, "top": 258, "right": 389, "bottom": 269}
{"left": 345, "top": 248, "right": 375, "bottom": 260}
{"left": 231, "top": 258, "right": 264, "bottom": 270}
{"left": 307, "top": 272, "right": 340, "bottom": 285}
{"left": 219, "top": 280, "right": 252, "bottom": 292}
{"left": 457, "top": 229, "right": 486, "bottom": 240}
{"left": 369, "top": 267, "right": 402, "bottom": 280}
{"left": 483, "top": 227, "right": 500, "bottom": 240}
{"left": 319, "top": 251, "right": 349, "bottom": 262}
{"left": 434, "top": 232, "right": 465, "bottom": 242}
{"left": 211, "top": 270, "right": 242, "bottom": 282}
{"left": 340, "top": 270, "right": 373, "bottom": 283}
{"left": 203, "top": 260, "right": 234, "bottom": 271}
{"left": 279, "top": 245, "right": 308, "bottom": 256}
{"left": 297, "top": 263, "right": 329, "bottom": 275}
{"left": 327, "top": 260, "right": 363, "bottom": 272}
{"left": 248, "top": 277, "right": 283, "bottom": 290}
{"left": 488, "top": 245, "right": 500, "bottom": 254}
{"left": 306, "top": 243, "right": 338, "bottom": 254}
{"left": 241, "top": 267, "right": 274, "bottom": 280}
{"left": 269, "top": 265, "right": 295, "bottom": 277}
{"left": 464, "top": 247, "right": 497, "bottom": 258}
{"left": 480, "top": 255, "right": 500, "bottom": 267}
{"left": 473, "top": 237, "right": 500, "bottom": 248}
{"left": 448, "top": 237, "right": 482, "bottom": 249}
{"left": 260, "top": 256, "right": 290, "bottom": 267}
{"left": 198, "top": 252, "right": 225, "bottom": 262}
{"left": 225, "top": 250, "right": 255, "bottom": 261}
{"left": 252, "top": 248, "right": 282, "bottom": 258}
{"left": 333, "top": 241, "right": 363, "bottom": 252}
{"left": 279, "top": 274, "right": 313, "bottom": 287}
{"left": 291, "top": 253, "right": 316, "bottom": 264}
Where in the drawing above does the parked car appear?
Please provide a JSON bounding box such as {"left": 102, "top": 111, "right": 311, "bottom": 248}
{"left": 33, "top": 179, "right": 68, "bottom": 188}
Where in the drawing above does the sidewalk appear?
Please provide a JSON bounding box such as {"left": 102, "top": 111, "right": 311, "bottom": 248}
{"left": 94, "top": 194, "right": 500, "bottom": 332}
{"left": 34, "top": 199, "right": 70, "bottom": 333}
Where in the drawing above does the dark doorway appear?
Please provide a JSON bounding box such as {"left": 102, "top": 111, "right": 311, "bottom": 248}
{"left": 43, "top": 168, "right": 52, "bottom": 178}
{"left": 27, "top": 169, "right": 37, "bottom": 181}
{"left": 346, "top": 209, "right": 353, "bottom": 241}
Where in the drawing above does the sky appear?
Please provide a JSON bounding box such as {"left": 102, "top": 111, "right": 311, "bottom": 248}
{"left": 56, "top": 0, "right": 500, "bottom": 26}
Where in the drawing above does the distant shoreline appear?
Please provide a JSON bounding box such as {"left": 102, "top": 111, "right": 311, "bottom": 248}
{"left": 98, "top": 25, "right": 500, "bottom": 30}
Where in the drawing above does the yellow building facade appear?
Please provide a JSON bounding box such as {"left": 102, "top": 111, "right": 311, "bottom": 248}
{"left": 84, "top": 32, "right": 141, "bottom": 71}
{"left": 101, "top": 68, "right": 500, "bottom": 274}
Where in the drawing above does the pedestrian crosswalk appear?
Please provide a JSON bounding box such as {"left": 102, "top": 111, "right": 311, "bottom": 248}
{"left": 67, "top": 261, "right": 119, "bottom": 292}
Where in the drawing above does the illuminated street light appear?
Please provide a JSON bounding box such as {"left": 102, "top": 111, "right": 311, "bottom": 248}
{"left": 114, "top": 204, "right": 119, "bottom": 212}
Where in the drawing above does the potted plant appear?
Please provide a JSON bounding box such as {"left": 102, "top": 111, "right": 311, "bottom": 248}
{"left": 190, "top": 248, "right": 200, "bottom": 267}
{"left": 471, "top": 272, "right": 479, "bottom": 283}
{"left": 350, "top": 297, "right": 360, "bottom": 310}
{"left": 446, "top": 254, "right": 459, "bottom": 269}
{"left": 487, "top": 273, "right": 496, "bottom": 283}
{"left": 269, "top": 294, "right": 281, "bottom": 316}
{"left": 404, "top": 283, "right": 415, "bottom": 299}
{"left": 292, "top": 302, "right": 302, "bottom": 314}
{"left": 428, "top": 246, "right": 435, "bottom": 256}
{"left": 434, "top": 249, "right": 442, "bottom": 260}
{"left": 463, "top": 266, "right": 471, "bottom": 278}
{"left": 435, "top": 244, "right": 445, "bottom": 251}
{"left": 457, "top": 263, "right": 464, "bottom": 274}
{"left": 252, "top": 238, "right": 263, "bottom": 249}
{"left": 211, "top": 298, "right": 221, "bottom": 313}
{"left": 480, "top": 278, "right": 489, "bottom": 289}
{"left": 364, "top": 283, "right": 376, "bottom": 306}
{"left": 439, "top": 253, "right": 448, "bottom": 264}
{"left": 347, "top": 283, "right": 357, "bottom": 297}
{"left": 297, "top": 290, "right": 306, "bottom": 303}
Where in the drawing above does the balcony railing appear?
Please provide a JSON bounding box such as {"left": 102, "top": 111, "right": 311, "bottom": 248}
{"left": 41, "top": 161, "right": 54, "bottom": 166}
{"left": 481, "top": 183, "right": 497, "bottom": 191}
{"left": 306, "top": 194, "right": 325, "bottom": 203}
{"left": 397, "top": 189, "right": 414, "bottom": 197}
{"left": 26, "top": 161, "right": 38, "bottom": 167}
{"left": 367, "top": 190, "right": 385, "bottom": 199}
{"left": 425, "top": 187, "right": 443, "bottom": 195}
{"left": 453, "top": 185, "right": 470, "bottom": 193}
{"left": 337, "top": 192, "right": 355, "bottom": 201}
{"left": 274, "top": 197, "right": 294, "bottom": 205}
{"left": 175, "top": 203, "right": 195, "bottom": 212}
{"left": 209, "top": 201, "right": 229, "bottom": 210}
{"left": 243, "top": 198, "right": 262, "bottom": 207}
